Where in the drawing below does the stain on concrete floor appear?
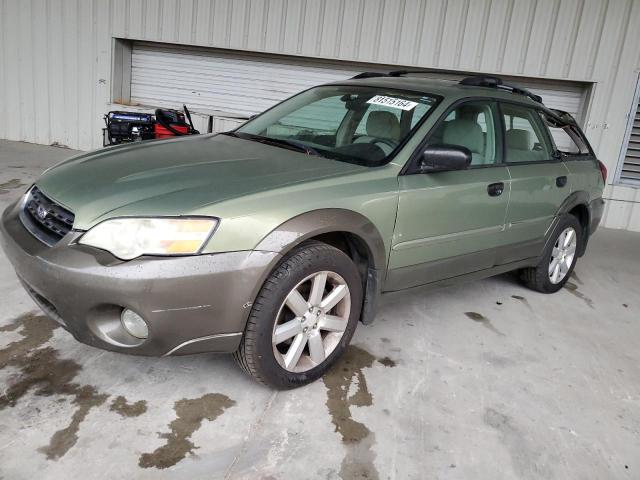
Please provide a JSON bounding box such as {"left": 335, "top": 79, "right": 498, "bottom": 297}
{"left": 39, "top": 380, "right": 109, "bottom": 460}
{"left": 0, "top": 313, "right": 108, "bottom": 460}
{"left": 570, "top": 271, "right": 583, "bottom": 285}
{"left": 110, "top": 396, "right": 148, "bottom": 418}
{"left": 0, "top": 178, "right": 26, "bottom": 194}
{"left": 377, "top": 356, "right": 396, "bottom": 367}
{"left": 511, "top": 295, "right": 533, "bottom": 310}
{"left": 564, "top": 282, "right": 595, "bottom": 309}
{"left": 484, "top": 407, "right": 554, "bottom": 479}
{"left": 465, "top": 312, "right": 506, "bottom": 336}
{"left": 139, "top": 393, "right": 236, "bottom": 469}
{"left": 322, "top": 345, "right": 394, "bottom": 480}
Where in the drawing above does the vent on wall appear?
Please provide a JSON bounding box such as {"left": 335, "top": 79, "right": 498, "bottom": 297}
{"left": 618, "top": 76, "right": 640, "bottom": 184}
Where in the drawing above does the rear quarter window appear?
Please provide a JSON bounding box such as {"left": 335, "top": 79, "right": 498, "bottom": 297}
{"left": 538, "top": 111, "right": 590, "bottom": 156}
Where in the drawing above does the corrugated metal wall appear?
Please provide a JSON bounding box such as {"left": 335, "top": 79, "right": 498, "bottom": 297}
{"left": 1, "top": 0, "right": 640, "bottom": 230}
{"left": 128, "top": 41, "right": 587, "bottom": 119}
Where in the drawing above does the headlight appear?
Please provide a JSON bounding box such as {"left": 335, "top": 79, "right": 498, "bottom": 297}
{"left": 79, "top": 217, "right": 218, "bottom": 260}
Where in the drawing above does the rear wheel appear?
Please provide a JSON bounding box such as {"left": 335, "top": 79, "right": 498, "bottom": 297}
{"left": 520, "top": 214, "right": 582, "bottom": 293}
{"left": 233, "top": 241, "right": 362, "bottom": 389}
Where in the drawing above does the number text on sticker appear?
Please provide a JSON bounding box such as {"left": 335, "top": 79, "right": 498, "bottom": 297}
{"left": 367, "top": 95, "right": 418, "bottom": 111}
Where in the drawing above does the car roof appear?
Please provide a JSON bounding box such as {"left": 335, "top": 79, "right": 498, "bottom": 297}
{"left": 329, "top": 75, "right": 544, "bottom": 109}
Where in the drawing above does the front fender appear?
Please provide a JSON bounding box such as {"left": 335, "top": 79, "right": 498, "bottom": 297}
{"left": 254, "top": 208, "right": 388, "bottom": 325}
{"left": 254, "top": 208, "right": 388, "bottom": 270}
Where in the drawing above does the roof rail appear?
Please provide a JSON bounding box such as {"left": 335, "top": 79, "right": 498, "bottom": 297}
{"left": 459, "top": 75, "right": 543, "bottom": 104}
{"left": 350, "top": 72, "right": 389, "bottom": 79}
{"left": 388, "top": 69, "right": 434, "bottom": 77}
{"left": 548, "top": 108, "right": 578, "bottom": 126}
{"left": 350, "top": 71, "right": 543, "bottom": 104}
{"left": 459, "top": 75, "right": 502, "bottom": 87}
{"left": 351, "top": 69, "right": 434, "bottom": 79}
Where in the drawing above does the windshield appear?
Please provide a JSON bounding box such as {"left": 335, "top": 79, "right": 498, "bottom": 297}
{"left": 233, "top": 85, "right": 439, "bottom": 166}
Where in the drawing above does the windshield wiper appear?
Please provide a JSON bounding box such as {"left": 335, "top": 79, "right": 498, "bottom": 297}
{"left": 222, "top": 132, "right": 320, "bottom": 156}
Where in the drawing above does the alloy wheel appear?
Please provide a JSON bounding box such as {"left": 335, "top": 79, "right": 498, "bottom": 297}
{"left": 272, "top": 271, "right": 351, "bottom": 372}
{"left": 548, "top": 227, "right": 577, "bottom": 284}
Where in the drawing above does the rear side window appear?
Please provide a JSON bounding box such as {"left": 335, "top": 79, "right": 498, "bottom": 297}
{"left": 538, "top": 111, "right": 590, "bottom": 155}
{"left": 501, "top": 103, "right": 552, "bottom": 163}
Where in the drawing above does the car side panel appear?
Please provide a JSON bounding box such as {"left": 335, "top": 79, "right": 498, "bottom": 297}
{"left": 386, "top": 167, "right": 511, "bottom": 290}
{"left": 563, "top": 158, "right": 604, "bottom": 201}
{"left": 501, "top": 162, "right": 572, "bottom": 252}
{"left": 199, "top": 165, "right": 401, "bottom": 262}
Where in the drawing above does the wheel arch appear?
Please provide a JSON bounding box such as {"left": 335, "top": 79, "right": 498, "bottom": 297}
{"left": 557, "top": 191, "right": 591, "bottom": 256}
{"left": 254, "top": 208, "right": 388, "bottom": 325}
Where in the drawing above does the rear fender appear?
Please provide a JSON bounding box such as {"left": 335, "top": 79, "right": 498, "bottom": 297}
{"left": 556, "top": 191, "right": 591, "bottom": 256}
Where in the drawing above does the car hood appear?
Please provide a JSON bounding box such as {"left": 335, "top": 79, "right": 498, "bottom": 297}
{"left": 36, "top": 134, "right": 366, "bottom": 229}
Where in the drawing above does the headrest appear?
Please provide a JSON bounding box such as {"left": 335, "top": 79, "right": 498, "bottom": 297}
{"left": 366, "top": 111, "right": 400, "bottom": 141}
{"left": 442, "top": 119, "right": 484, "bottom": 154}
{"left": 506, "top": 129, "right": 533, "bottom": 150}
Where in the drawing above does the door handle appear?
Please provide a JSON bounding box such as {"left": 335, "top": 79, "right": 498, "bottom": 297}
{"left": 487, "top": 182, "right": 505, "bottom": 197}
{"left": 556, "top": 176, "right": 568, "bottom": 187}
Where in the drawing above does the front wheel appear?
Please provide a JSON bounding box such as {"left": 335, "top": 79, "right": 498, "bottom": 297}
{"left": 233, "top": 241, "right": 363, "bottom": 389}
{"left": 520, "top": 214, "right": 582, "bottom": 293}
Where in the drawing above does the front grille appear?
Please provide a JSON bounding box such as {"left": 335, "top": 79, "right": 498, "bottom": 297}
{"left": 19, "top": 186, "right": 75, "bottom": 245}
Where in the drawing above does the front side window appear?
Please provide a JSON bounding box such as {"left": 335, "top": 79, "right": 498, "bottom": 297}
{"left": 425, "top": 100, "right": 499, "bottom": 166}
{"left": 235, "top": 86, "right": 439, "bottom": 166}
{"left": 502, "top": 103, "right": 552, "bottom": 163}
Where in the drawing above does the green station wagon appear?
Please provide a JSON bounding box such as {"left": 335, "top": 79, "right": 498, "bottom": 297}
{"left": 0, "top": 73, "right": 606, "bottom": 388}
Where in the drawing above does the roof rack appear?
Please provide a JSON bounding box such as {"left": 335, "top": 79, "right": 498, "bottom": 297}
{"left": 350, "top": 72, "right": 389, "bottom": 79}
{"left": 350, "top": 71, "right": 544, "bottom": 104}
{"left": 548, "top": 108, "right": 577, "bottom": 126}
{"left": 350, "top": 69, "right": 434, "bottom": 80}
{"left": 459, "top": 75, "right": 543, "bottom": 104}
{"left": 388, "top": 69, "right": 434, "bottom": 77}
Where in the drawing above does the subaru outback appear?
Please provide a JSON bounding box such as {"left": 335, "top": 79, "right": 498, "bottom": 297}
{"left": 0, "top": 73, "right": 606, "bottom": 389}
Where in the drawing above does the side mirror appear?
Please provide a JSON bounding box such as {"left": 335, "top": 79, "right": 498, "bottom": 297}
{"left": 419, "top": 144, "right": 472, "bottom": 173}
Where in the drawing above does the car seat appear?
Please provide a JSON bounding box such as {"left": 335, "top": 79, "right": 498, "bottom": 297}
{"left": 442, "top": 118, "right": 486, "bottom": 164}
{"left": 354, "top": 111, "right": 401, "bottom": 155}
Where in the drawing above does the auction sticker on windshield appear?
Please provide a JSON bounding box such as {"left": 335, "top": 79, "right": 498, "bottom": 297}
{"left": 367, "top": 95, "right": 418, "bottom": 110}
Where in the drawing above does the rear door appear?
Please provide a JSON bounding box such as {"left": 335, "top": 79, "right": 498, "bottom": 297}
{"left": 499, "top": 102, "right": 570, "bottom": 264}
{"left": 387, "top": 100, "right": 510, "bottom": 290}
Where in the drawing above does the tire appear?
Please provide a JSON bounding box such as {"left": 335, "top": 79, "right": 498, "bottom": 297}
{"left": 233, "top": 241, "right": 363, "bottom": 389}
{"left": 520, "top": 213, "right": 582, "bottom": 293}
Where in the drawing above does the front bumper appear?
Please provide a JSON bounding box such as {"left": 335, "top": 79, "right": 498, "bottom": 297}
{"left": 0, "top": 201, "right": 279, "bottom": 356}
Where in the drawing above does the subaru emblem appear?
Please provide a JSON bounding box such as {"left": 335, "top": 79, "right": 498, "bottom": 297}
{"left": 36, "top": 205, "right": 48, "bottom": 220}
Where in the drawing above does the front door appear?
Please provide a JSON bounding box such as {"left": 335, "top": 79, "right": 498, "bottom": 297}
{"left": 387, "top": 100, "right": 510, "bottom": 291}
{"left": 499, "top": 103, "right": 571, "bottom": 263}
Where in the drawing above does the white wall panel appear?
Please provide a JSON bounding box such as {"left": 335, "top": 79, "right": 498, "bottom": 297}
{"left": 130, "top": 42, "right": 587, "bottom": 123}
{"left": 1, "top": 0, "right": 640, "bottom": 230}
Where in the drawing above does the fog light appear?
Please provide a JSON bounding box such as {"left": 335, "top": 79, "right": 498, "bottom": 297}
{"left": 121, "top": 309, "right": 149, "bottom": 339}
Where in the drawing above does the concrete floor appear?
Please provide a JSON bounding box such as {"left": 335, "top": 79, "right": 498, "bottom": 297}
{"left": 0, "top": 139, "right": 639, "bottom": 480}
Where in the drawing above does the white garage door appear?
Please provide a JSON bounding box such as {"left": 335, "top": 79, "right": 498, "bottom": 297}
{"left": 130, "top": 42, "right": 361, "bottom": 118}
{"left": 130, "top": 42, "right": 588, "bottom": 124}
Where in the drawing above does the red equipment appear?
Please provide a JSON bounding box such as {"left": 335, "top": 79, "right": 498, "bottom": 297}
{"left": 103, "top": 105, "right": 199, "bottom": 146}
